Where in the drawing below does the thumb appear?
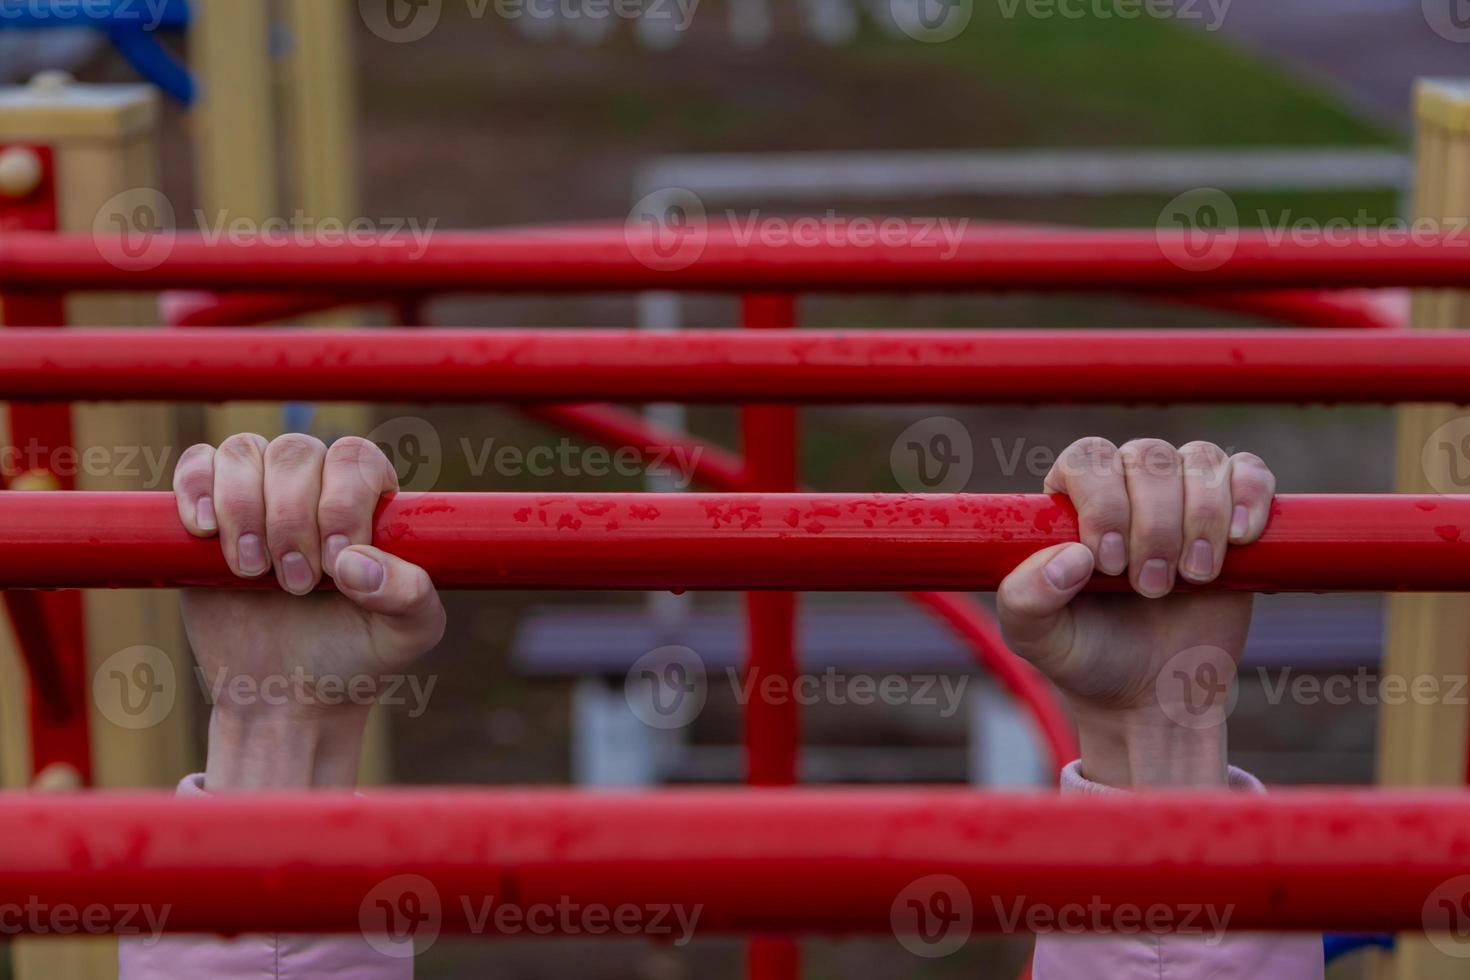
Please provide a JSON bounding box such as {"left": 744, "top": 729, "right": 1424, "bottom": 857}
{"left": 996, "top": 542, "right": 1094, "bottom": 661}
{"left": 332, "top": 545, "right": 447, "bottom": 651}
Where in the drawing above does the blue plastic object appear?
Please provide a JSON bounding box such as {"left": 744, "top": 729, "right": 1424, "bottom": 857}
{"left": 1323, "top": 932, "right": 1394, "bottom": 963}
{"left": 0, "top": 0, "right": 194, "bottom": 104}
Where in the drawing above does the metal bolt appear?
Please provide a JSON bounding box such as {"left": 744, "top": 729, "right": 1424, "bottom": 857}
{"left": 0, "top": 147, "right": 43, "bottom": 200}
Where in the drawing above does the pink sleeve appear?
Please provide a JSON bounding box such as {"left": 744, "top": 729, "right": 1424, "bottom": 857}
{"left": 1031, "top": 763, "right": 1325, "bottom": 980}
{"left": 118, "top": 775, "right": 413, "bottom": 980}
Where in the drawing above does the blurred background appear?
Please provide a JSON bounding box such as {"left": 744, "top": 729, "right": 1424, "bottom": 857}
{"left": 0, "top": 0, "right": 1460, "bottom": 977}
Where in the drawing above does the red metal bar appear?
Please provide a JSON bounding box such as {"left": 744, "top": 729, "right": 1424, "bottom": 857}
{"left": 9, "top": 328, "right": 1470, "bottom": 404}
{"left": 5, "top": 788, "right": 1470, "bottom": 934}
{"left": 1, "top": 492, "right": 1466, "bottom": 593}
{"left": 740, "top": 293, "right": 802, "bottom": 980}
{"left": 0, "top": 143, "right": 92, "bottom": 785}
{"left": 7, "top": 229, "right": 1470, "bottom": 293}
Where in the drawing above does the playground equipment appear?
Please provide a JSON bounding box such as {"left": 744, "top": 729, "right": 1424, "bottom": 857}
{"left": 2, "top": 31, "right": 1470, "bottom": 980}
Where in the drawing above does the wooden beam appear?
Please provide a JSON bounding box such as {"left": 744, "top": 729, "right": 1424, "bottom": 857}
{"left": 1375, "top": 78, "right": 1470, "bottom": 980}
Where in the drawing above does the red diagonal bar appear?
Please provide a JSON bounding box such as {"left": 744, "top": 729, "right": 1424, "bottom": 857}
{"left": 5, "top": 328, "right": 1470, "bottom": 404}
{"left": 0, "top": 492, "right": 1465, "bottom": 592}
{"left": 6, "top": 229, "right": 1470, "bottom": 292}
{"left": 2, "top": 789, "right": 1469, "bottom": 935}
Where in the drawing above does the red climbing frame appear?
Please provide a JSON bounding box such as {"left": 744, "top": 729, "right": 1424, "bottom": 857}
{"left": 1, "top": 491, "right": 1467, "bottom": 593}
{"left": 0, "top": 788, "right": 1467, "bottom": 935}
{"left": 4, "top": 228, "right": 1470, "bottom": 291}
{"left": 5, "top": 226, "right": 1468, "bottom": 961}
{"left": 10, "top": 327, "right": 1470, "bottom": 402}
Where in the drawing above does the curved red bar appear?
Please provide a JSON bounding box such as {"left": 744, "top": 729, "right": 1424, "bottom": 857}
{"left": 2, "top": 492, "right": 1467, "bottom": 592}
{"left": 6, "top": 230, "right": 1470, "bottom": 292}
{"left": 5, "top": 328, "right": 1470, "bottom": 403}
{"left": 1, "top": 789, "right": 1467, "bottom": 934}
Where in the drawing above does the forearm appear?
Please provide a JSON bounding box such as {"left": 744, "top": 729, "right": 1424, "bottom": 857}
{"left": 205, "top": 706, "right": 369, "bottom": 791}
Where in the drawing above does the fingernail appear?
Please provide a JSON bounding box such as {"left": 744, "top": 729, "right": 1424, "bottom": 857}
{"left": 1043, "top": 545, "right": 1093, "bottom": 592}
{"left": 324, "top": 535, "right": 349, "bottom": 575}
{"left": 237, "top": 534, "right": 268, "bottom": 577}
{"left": 1230, "top": 504, "right": 1249, "bottom": 540}
{"left": 1183, "top": 538, "right": 1214, "bottom": 581}
{"left": 195, "top": 497, "right": 217, "bottom": 532}
{"left": 281, "top": 552, "right": 314, "bottom": 595}
{"left": 1139, "top": 558, "right": 1172, "bottom": 598}
{"left": 337, "top": 550, "right": 385, "bottom": 593}
{"left": 1099, "top": 532, "right": 1126, "bottom": 575}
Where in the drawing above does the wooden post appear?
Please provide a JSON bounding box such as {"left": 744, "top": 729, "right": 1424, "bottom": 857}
{"left": 0, "top": 76, "right": 193, "bottom": 980}
{"left": 190, "top": 0, "right": 281, "bottom": 440}
{"left": 1374, "top": 78, "right": 1470, "bottom": 980}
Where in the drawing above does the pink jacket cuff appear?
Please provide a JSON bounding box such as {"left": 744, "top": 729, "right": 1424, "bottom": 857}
{"left": 117, "top": 774, "right": 413, "bottom": 980}
{"left": 1032, "top": 762, "right": 1325, "bottom": 980}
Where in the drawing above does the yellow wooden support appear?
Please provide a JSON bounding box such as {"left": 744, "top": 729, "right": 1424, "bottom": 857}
{"left": 1374, "top": 78, "right": 1470, "bottom": 980}
{"left": 0, "top": 76, "right": 193, "bottom": 980}
{"left": 190, "top": 0, "right": 281, "bottom": 440}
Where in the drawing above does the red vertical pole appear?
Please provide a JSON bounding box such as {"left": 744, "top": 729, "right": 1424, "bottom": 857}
{"left": 0, "top": 144, "right": 92, "bottom": 785}
{"left": 740, "top": 292, "right": 800, "bottom": 980}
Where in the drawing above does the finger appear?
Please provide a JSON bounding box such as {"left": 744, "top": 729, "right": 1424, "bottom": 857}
{"left": 1228, "top": 452, "right": 1278, "bottom": 544}
{"left": 318, "top": 436, "right": 399, "bottom": 578}
{"left": 1119, "top": 438, "right": 1185, "bottom": 599}
{"left": 212, "top": 433, "right": 270, "bottom": 579}
{"left": 996, "top": 542, "right": 1093, "bottom": 664}
{"left": 333, "top": 546, "right": 447, "bottom": 651}
{"left": 1044, "top": 437, "right": 1129, "bottom": 576}
{"left": 1178, "top": 441, "right": 1233, "bottom": 584}
{"left": 263, "top": 434, "right": 328, "bottom": 596}
{"left": 173, "top": 444, "right": 218, "bottom": 537}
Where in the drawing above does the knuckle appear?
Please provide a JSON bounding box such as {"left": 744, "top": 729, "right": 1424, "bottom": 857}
{"left": 1186, "top": 500, "right": 1226, "bottom": 530}
{"left": 267, "top": 511, "right": 317, "bottom": 543}
{"left": 1121, "top": 438, "right": 1179, "bottom": 477}
{"left": 174, "top": 444, "right": 215, "bottom": 487}
{"left": 217, "top": 433, "right": 267, "bottom": 464}
{"left": 325, "top": 435, "right": 385, "bottom": 468}
{"left": 1134, "top": 519, "right": 1182, "bottom": 555}
{"left": 1230, "top": 453, "right": 1277, "bottom": 495}
{"left": 266, "top": 433, "right": 326, "bottom": 468}
{"left": 217, "top": 486, "right": 264, "bottom": 522}
{"left": 318, "top": 494, "right": 369, "bottom": 530}
{"left": 1061, "top": 436, "right": 1119, "bottom": 478}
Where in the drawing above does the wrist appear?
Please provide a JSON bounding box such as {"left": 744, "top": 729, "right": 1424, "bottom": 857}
{"left": 205, "top": 705, "right": 369, "bottom": 791}
{"left": 1072, "top": 702, "right": 1229, "bottom": 789}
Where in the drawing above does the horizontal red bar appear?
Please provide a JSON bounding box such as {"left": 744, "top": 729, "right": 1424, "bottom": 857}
{"left": 5, "top": 230, "right": 1470, "bottom": 292}
{"left": 2, "top": 492, "right": 1467, "bottom": 592}
{"left": 2, "top": 789, "right": 1469, "bottom": 934}
{"left": 4, "top": 329, "right": 1470, "bottom": 404}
